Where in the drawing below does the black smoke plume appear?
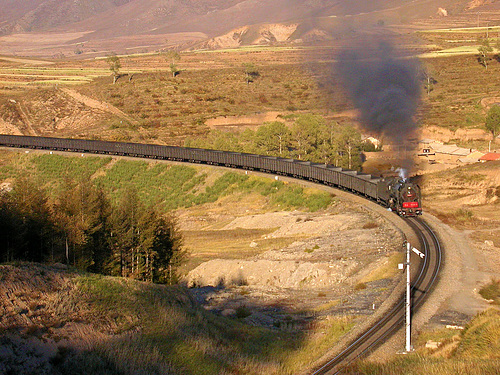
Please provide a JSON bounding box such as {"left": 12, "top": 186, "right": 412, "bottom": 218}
{"left": 336, "top": 40, "right": 421, "bottom": 173}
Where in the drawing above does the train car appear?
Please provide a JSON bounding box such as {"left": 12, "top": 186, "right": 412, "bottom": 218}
{"left": 0, "top": 134, "right": 422, "bottom": 217}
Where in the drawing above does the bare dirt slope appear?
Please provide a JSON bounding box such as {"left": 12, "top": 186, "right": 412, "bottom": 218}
{"left": 0, "top": 88, "right": 112, "bottom": 137}
{"left": 185, "top": 209, "right": 402, "bottom": 290}
{"left": 0, "top": 0, "right": 491, "bottom": 57}
{"left": 60, "top": 88, "right": 137, "bottom": 125}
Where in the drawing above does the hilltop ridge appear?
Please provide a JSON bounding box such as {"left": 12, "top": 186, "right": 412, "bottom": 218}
{"left": 0, "top": 0, "right": 495, "bottom": 57}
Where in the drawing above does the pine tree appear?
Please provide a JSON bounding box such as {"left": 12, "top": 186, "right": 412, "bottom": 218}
{"left": 109, "top": 186, "right": 141, "bottom": 277}
{"left": 54, "top": 178, "right": 112, "bottom": 271}
{"left": 151, "top": 214, "right": 186, "bottom": 284}
{"left": 8, "top": 176, "right": 53, "bottom": 262}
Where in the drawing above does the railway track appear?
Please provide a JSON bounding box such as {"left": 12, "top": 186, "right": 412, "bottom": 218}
{"left": 311, "top": 217, "right": 442, "bottom": 374}
{"left": 0, "top": 135, "right": 443, "bottom": 372}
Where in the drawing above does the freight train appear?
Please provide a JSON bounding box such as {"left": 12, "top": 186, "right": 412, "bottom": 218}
{"left": 0, "top": 135, "right": 422, "bottom": 217}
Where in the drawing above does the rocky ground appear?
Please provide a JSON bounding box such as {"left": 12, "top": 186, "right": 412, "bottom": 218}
{"left": 178, "top": 193, "right": 406, "bottom": 330}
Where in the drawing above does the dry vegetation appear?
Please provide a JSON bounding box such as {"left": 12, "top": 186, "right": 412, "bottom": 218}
{"left": 420, "top": 54, "right": 500, "bottom": 132}
{"left": 0, "top": 263, "right": 358, "bottom": 375}
{"left": 350, "top": 309, "right": 500, "bottom": 374}
{"left": 0, "top": 49, "right": 335, "bottom": 144}
{"left": 1, "top": 17, "right": 500, "bottom": 374}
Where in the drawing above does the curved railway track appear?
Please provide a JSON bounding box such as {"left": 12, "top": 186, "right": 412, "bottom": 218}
{"left": 0, "top": 135, "right": 443, "bottom": 373}
{"left": 312, "top": 217, "right": 442, "bottom": 374}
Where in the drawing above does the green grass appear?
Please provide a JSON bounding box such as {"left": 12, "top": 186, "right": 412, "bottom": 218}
{"left": 0, "top": 151, "right": 332, "bottom": 213}
{"left": 31, "top": 153, "right": 112, "bottom": 180}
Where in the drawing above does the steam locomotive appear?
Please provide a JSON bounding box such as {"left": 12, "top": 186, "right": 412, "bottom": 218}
{"left": 0, "top": 134, "right": 422, "bottom": 217}
{"left": 376, "top": 177, "right": 422, "bottom": 217}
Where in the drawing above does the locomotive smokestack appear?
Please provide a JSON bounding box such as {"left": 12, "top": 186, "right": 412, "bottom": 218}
{"left": 397, "top": 167, "right": 407, "bottom": 182}
{"left": 336, "top": 39, "right": 421, "bottom": 173}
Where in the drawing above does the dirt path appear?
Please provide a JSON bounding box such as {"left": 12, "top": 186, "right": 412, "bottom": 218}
{"left": 15, "top": 101, "right": 38, "bottom": 136}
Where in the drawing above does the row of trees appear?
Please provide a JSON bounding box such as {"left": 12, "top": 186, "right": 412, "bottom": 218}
{"left": 106, "top": 50, "right": 181, "bottom": 84}
{"left": 186, "top": 114, "right": 368, "bottom": 170}
{"left": 0, "top": 177, "right": 185, "bottom": 284}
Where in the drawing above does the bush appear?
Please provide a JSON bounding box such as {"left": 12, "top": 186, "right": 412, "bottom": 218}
{"left": 455, "top": 208, "right": 474, "bottom": 221}
{"left": 235, "top": 305, "right": 252, "bottom": 319}
{"left": 354, "top": 282, "right": 367, "bottom": 291}
{"left": 479, "top": 280, "right": 500, "bottom": 304}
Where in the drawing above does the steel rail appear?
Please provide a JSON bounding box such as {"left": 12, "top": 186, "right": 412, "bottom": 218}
{"left": 311, "top": 216, "right": 442, "bottom": 374}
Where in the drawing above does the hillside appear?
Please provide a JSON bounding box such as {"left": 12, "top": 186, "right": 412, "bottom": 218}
{"left": 0, "top": 0, "right": 494, "bottom": 57}
{"left": 1, "top": 157, "right": 499, "bottom": 374}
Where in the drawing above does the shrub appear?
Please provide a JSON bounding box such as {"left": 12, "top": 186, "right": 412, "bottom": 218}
{"left": 235, "top": 305, "right": 252, "bottom": 319}
{"left": 479, "top": 280, "right": 500, "bottom": 304}
{"left": 354, "top": 282, "right": 367, "bottom": 291}
{"left": 362, "top": 221, "right": 379, "bottom": 229}
{"left": 455, "top": 208, "right": 474, "bottom": 221}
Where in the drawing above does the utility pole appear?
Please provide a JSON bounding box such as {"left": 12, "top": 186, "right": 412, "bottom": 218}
{"left": 399, "top": 241, "right": 425, "bottom": 352}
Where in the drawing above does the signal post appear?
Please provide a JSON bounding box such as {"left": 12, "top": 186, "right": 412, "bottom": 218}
{"left": 399, "top": 241, "right": 425, "bottom": 353}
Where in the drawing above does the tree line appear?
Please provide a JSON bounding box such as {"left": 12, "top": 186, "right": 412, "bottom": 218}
{"left": 0, "top": 176, "right": 185, "bottom": 284}
{"left": 186, "top": 114, "right": 371, "bottom": 170}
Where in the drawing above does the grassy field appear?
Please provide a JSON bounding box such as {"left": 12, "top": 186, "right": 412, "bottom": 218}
{"left": 76, "top": 274, "right": 354, "bottom": 375}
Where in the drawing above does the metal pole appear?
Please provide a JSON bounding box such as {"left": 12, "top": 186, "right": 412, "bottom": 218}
{"left": 406, "top": 241, "right": 411, "bottom": 352}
